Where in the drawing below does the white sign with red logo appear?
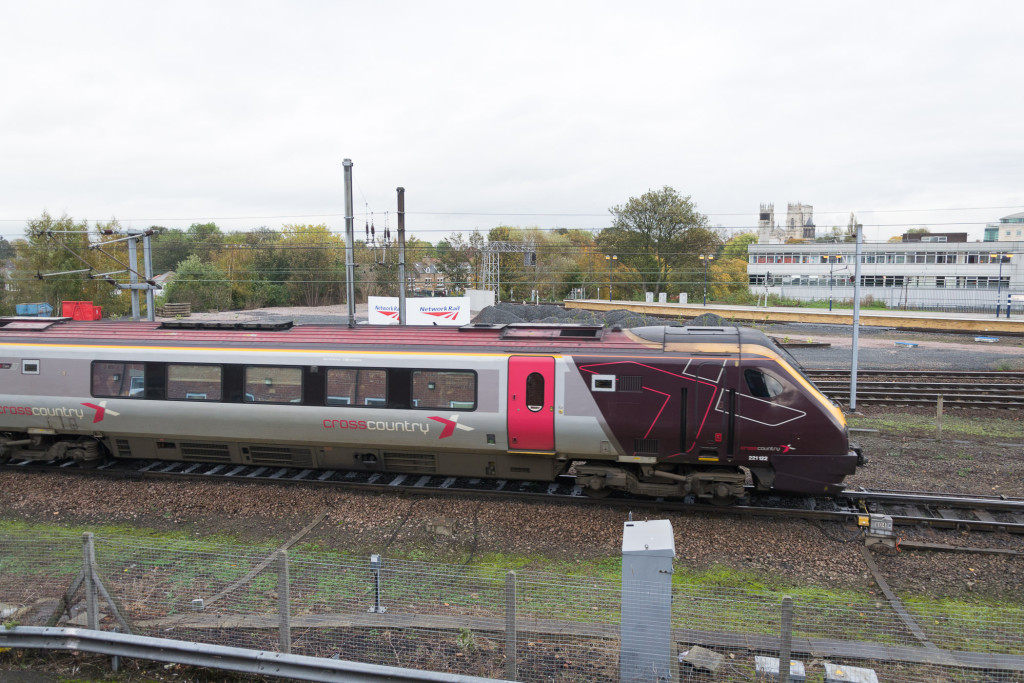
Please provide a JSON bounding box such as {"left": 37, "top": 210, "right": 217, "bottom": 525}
{"left": 368, "top": 296, "right": 470, "bottom": 326}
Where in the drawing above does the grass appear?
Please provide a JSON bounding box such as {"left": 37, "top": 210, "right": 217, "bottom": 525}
{"left": 847, "top": 413, "right": 1024, "bottom": 440}
{"left": 4, "top": 521, "right": 1024, "bottom": 655}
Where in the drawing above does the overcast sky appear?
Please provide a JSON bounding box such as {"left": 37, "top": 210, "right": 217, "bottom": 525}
{"left": 2, "top": 1, "right": 1022, "bottom": 244}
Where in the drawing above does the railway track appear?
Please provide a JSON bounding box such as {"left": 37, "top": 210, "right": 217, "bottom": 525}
{"left": 5, "top": 456, "right": 1024, "bottom": 537}
{"left": 805, "top": 369, "right": 1024, "bottom": 408}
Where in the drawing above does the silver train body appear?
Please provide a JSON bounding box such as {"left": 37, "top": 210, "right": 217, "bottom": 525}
{"left": 0, "top": 319, "right": 860, "bottom": 501}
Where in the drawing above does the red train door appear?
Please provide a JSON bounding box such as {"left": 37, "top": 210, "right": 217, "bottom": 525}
{"left": 507, "top": 356, "right": 555, "bottom": 451}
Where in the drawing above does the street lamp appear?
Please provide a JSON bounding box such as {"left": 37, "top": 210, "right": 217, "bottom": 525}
{"left": 992, "top": 252, "right": 1011, "bottom": 317}
{"left": 828, "top": 254, "right": 841, "bottom": 312}
{"left": 605, "top": 254, "right": 617, "bottom": 302}
{"left": 699, "top": 254, "right": 715, "bottom": 306}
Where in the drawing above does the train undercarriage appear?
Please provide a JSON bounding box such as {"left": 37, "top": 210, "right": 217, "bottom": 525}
{"left": 3, "top": 431, "right": 781, "bottom": 505}
{"left": 574, "top": 462, "right": 750, "bottom": 504}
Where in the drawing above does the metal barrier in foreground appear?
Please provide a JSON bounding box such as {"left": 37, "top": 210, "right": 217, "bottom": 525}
{"left": 0, "top": 625, "right": 512, "bottom": 683}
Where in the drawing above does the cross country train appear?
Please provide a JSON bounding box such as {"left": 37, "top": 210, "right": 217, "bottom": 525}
{"left": 0, "top": 318, "right": 863, "bottom": 503}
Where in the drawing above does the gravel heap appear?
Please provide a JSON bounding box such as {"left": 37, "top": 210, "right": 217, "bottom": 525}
{"left": 471, "top": 303, "right": 732, "bottom": 329}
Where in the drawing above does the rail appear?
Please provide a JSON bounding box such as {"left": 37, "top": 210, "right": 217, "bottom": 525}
{"left": 4, "top": 458, "right": 1024, "bottom": 537}
{"left": 805, "top": 369, "right": 1024, "bottom": 408}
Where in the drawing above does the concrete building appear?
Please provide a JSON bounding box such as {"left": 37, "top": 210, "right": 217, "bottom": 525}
{"left": 748, "top": 240, "right": 1022, "bottom": 312}
{"left": 987, "top": 212, "right": 1024, "bottom": 242}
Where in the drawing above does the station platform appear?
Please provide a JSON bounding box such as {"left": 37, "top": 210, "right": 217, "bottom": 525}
{"left": 564, "top": 300, "right": 1024, "bottom": 335}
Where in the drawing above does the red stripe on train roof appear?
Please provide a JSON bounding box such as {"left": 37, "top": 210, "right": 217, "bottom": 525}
{"left": 0, "top": 320, "right": 648, "bottom": 351}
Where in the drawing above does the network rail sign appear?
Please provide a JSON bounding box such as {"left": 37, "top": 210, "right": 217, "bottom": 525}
{"left": 367, "top": 296, "right": 470, "bottom": 326}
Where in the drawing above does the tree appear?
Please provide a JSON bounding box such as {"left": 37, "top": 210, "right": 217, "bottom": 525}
{"left": 602, "top": 186, "right": 719, "bottom": 299}
{"left": 149, "top": 227, "right": 192, "bottom": 273}
{"left": 280, "top": 224, "right": 345, "bottom": 306}
{"left": 185, "top": 222, "right": 225, "bottom": 263}
{"left": 0, "top": 236, "right": 14, "bottom": 260}
{"left": 244, "top": 227, "right": 289, "bottom": 307}
{"left": 163, "top": 254, "right": 232, "bottom": 312}
{"left": 710, "top": 257, "right": 755, "bottom": 304}
{"left": 435, "top": 233, "right": 476, "bottom": 295}
{"left": 487, "top": 225, "right": 533, "bottom": 300}
{"left": 9, "top": 213, "right": 129, "bottom": 317}
{"left": 720, "top": 232, "right": 758, "bottom": 262}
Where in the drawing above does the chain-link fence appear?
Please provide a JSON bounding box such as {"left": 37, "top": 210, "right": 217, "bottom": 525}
{"left": 2, "top": 527, "right": 1023, "bottom": 682}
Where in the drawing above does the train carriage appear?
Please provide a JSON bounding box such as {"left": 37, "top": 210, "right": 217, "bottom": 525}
{"left": 0, "top": 318, "right": 861, "bottom": 503}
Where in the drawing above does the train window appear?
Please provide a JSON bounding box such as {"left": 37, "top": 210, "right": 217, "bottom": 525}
{"left": 744, "top": 369, "right": 785, "bottom": 399}
{"left": 325, "top": 368, "right": 387, "bottom": 407}
{"left": 91, "top": 362, "right": 146, "bottom": 398}
{"left": 526, "top": 372, "right": 545, "bottom": 412}
{"left": 167, "top": 364, "right": 222, "bottom": 401}
{"left": 244, "top": 366, "right": 302, "bottom": 404}
{"left": 411, "top": 370, "right": 476, "bottom": 410}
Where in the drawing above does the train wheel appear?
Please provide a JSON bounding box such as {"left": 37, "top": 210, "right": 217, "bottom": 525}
{"left": 705, "top": 468, "right": 746, "bottom": 506}
{"left": 583, "top": 486, "right": 611, "bottom": 499}
{"left": 708, "top": 485, "right": 739, "bottom": 506}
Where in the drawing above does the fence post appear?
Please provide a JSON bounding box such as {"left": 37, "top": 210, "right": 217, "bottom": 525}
{"left": 779, "top": 595, "right": 794, "bottom": 683}
{"left": 505, "top": 571, "right": 517, "bottom": 681}
{"left": 936, "top": 395, "right": 943, "bottom": 439}
{"left": 368, "top": 554, "right": 386, "bottom": 613}
{"left": 277, "top": 550, "right": 291, "bottom": 654}
{"left": 82, "top": 532, "right": 98, "bottom": 631}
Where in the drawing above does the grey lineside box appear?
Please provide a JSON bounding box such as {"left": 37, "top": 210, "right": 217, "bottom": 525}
{"left": 620, "top": 519, "right": 675, "bottom": 683}
{"left": 755, "top": 655, "right": 806, "bottom": 682}
{"left": 824, "top": 662, "right": 880, "bottom": 683}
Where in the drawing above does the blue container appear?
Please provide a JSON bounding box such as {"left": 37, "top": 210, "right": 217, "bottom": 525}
{"left": 15, "top": 303, "right": 53, "bottom": 317}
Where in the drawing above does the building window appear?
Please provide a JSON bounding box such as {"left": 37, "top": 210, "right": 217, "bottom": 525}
{"left": 411, "top": 370, "right": 476, "bottom": 410}
{"left": 245, "top": 366, "right": 302, "bottom": 404}
{"left": 326, "top": 368, "right": 387, "bottom": 407}
{"left": 91, "top": 362, "right": 146, "bottom": 398}
{"left": 167, "top": 364, "right": 222, "bottom": 401}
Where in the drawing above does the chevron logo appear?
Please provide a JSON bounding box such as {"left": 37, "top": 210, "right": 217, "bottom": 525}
{"left": 428, "top": 414, "right": 474, "bottom": 439}
{"left": 81, "top": 401, "right": 120, "bottom": 424}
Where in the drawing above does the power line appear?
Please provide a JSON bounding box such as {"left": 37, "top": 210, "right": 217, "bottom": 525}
{"left": 0, "top": 203, "right": 1021, "bottom": 224}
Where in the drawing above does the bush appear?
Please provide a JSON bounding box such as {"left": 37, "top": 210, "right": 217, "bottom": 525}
{"left": 163, "top": 255, "right": 232, "bottom": 313}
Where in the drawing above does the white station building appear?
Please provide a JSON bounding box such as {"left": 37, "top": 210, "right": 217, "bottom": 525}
{"left": 747, "top": 233, "right": 1023, "bottom": 312}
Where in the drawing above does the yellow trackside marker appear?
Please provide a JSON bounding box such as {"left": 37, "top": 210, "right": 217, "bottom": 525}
{"left": 857, "top": 515, "right": 870, "bottom": 527}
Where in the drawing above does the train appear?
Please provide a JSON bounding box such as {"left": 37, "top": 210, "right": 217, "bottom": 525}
{"left": 0, "top": 317, "right": 863, "bottom": 503}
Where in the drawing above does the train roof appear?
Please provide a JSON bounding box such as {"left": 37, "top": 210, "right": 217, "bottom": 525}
{"left": 0, "top": 318, "right": 780, "bottom": 355}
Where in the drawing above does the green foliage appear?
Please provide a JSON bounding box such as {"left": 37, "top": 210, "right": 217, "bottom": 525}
{"left": 9, "top": 213, "right": 132, "bottom": 317}
{"left": 149, "top": 227, "right": 191, "bottom": 273}
{"left": 456, "top": 627, "right": 476, "bottom": 652}
{"left": 185, "top": 222, "right": 225, "bottom": 263}
{"left": 719, "top": 232, "right": 758, "bottom": 261}
{"left": 435, "top": 232, "right": 478, "bottom": 295}
{"left": 709, "top": 259, "right": 753, "bottom": 304}
{"left": 602, "top": 186, "right": 719, "bottom": 300}
{"left": 847, "top": 414, "right": 1023, "bottom": 440}
{"left": 163, "top": 254, "right": 232, "bottom": 312}
{"left": 281, "top": 224, "right": 345, "bottom": 306}
{"left": 0, "top": 235, "right": 14, "bottom": 260}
